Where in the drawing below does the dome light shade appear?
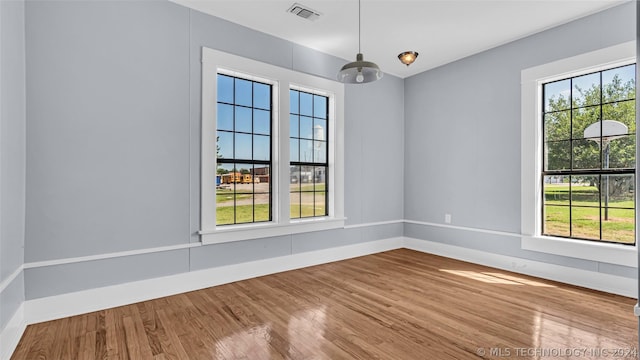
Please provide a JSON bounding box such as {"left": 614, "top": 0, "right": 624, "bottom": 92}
{"left": 337, "top": 0, "right": 382, "bottom": 84}
{"left": 338, "top": 53, "right": 383, "bottom": 84}
{"left": 398, "top": 51, "right": 419, "bottom": 66}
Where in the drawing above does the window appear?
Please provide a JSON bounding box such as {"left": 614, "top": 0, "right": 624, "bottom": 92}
{"left": 289, "top": 89, "right": 329, "bottom": 219}
{"left": 200, "top": 48, "right": 345, "bottom": 244}
{"left": 521, "top": 41, "right": 636, "bottom": 267}
{"left": 542, "top": 64, "right": 636, "bottom": 244}
{"left": 216, "top": 75, "right": 273, "bottom": 226}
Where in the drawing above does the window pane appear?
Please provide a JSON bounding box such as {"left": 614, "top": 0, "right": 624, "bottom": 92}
{"left": 290, "top": 191, "right": 301, "bottom": 219}
{"left": 234, "top": 194, "right": 254, "bottom": 224}
{"left": 300, "top": 116, "right": 313, "bottom": 139}
{"left": 216, "top": 204, "right": 234, "bottom": 225}
{"left": 572, "top": 139, "right": 599, "bottom": 170}
{"left": 543, "top": 176, "right": 570, "bottom": 206}
{"left": 253, "top": 82, "right": 270, "bottom": 110}
{"left": 313, "top": 141, "right": 326, "bottom": 163}
{"left": 290, "top": 138, "right": 299, "bottom": 162}
{"left": 254, "top": 135, "right": 270, "bottom": 161}
{"left": 235, "top": 174, "right": 252, "bottom": 192}
{"left": 544, "top": 140, "right": 570, "bottom": 171}
{"left": 252, "top": 165, "right": 270, "bottom": 184}
{"left": 314, "top": 167, "right": 327, "bottom": 190}
{"left": 216, "top": 131, "right": 233, "bottom": 159}
{"left": 571, "top": 206, "right": 600, "bottom": 240}
{"left": 313, "top": 95, "right": 327, "bottom": 119}
{"left": 300, "top": 140, "right": 313, "bottom": 162}
{"left": 602, "top": 208, "right": 635, "bottom": 244}
{"left": 290, "top": 115, "right": 299, "bottom": 138}
{"left": 544, "top": 111, "right": 570, "bottom": 141}
{"left": 544, "top": 205, "right": 570, "bottom": 237}
{"left": 607, "top": 134, "right": 635, "bottom": 169}
{"left": 253, "top": 169, "right": 269, "bottom": 186}
{"left": 602, "top": 100, "right": 635, "bottom": 131}
{"left": 254, "top": 192, "right": 270, "bottom": 222}
{"left": 572, "top": 72, "right": 600, "bottom": 108}
{"left": 315, "top": 192, "right": 326, "bottom": 216}
{"left": 571, "top": 176, "right": 599, "bottom": 206}
{"left": 235, "top": 133, "right": 252, "bottom": 160}
{"left": 216, "top": 163, "right": 234, "bottom": 177}
{"left": 301, "top": 191, "right": 315, "bottom": 218}
{"left": 234, "top": 78, "right": 252, "bottom": 107}
{"left": 289, "top": 165, "right": 300, "bottom": 191}
{"left": 290, "top": 90, "right": 299, "bottom": 114}
{"left": 544, "top": 79, "right": 570, "bottom": 112}
{"left": 602, "top": 64, "right": 636, "bottom": 103}
{"left": 300, "top": 92, "right": 313, "bottom": 116}
{"left": 254, "top": 177, "right": 270, "bottom": 223}
{"left": 572, "top": 106, "right": 600, "bottom": 140}
{"left": 300, "top": 165, "right": 313, "bottom": 184}
{"left": 217, "top": 74, "right": 234, "bottom": 104}
{"left": 602, "top": 174, "right": 634, "bottom": 206}
{"left": 254, "top": 109, "right": 270, "bottom": 135}
{"left": 217, "top": 104, "right": 234, "bottom": 131}
{"left": 235, "top": 106, "right": 252, "bottom": 133}
{"left": 314, "top": 120, "right": 327, "bottom": 141}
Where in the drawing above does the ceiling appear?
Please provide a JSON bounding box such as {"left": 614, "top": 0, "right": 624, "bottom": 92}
{"left": 171, "top": 0, "right": 629, "bottom": 79}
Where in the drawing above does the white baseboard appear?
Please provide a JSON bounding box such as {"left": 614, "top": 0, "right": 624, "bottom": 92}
{"left": 0, "top": 303, "right": 26, "bottom": 360}
{"left": 1, "top": 237, "right": 401, "bottom": 359}
{"left": 404, "top": 237, "right": 637, "bottom": 298}
{"left": 24, "top": 237, "right": 403, "bottom": 326}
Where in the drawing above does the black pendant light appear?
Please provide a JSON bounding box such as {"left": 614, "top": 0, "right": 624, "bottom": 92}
{"left": 337, "top": 0, "right": 383, "bottom": 84}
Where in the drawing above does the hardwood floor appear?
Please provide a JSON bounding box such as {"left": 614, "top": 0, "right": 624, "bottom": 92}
{"left": 11, "top": 249, "right": 638, "bottom": 359}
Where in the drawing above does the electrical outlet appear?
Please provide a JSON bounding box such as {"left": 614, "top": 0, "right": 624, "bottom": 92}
{"left": 445, "top": 213, "right": 452, "bottom": 224}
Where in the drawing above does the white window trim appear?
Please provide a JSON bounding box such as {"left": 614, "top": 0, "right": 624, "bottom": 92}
{"left": 199, "top": 47, "right": 345, "bottom": 245}
{"left": 520, "top": 41, "right": 637, "bottom": 268}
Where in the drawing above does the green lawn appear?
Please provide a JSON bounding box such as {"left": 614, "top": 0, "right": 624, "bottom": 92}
{"left": 543, "top": 183, "right": 635, "bottom": 244}
{"left": 216, "top": 188, "right": 254, "bottom": 203}
{"left": 292, "top": 183, "right": 326, "bottom": 192}
{"left": 216, "top": 204, "right": 271, "bottom": 225}
{"left": 216, "top": 204, "right": 325, "bottom": 225}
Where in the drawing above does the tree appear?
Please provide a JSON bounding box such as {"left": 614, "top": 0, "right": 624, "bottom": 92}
{"left": 216, "top": 136, "right": 227, "bottom": 175}
{"left": 545, "top": 73, "right": 635, "bottom": 172}
{"left": 545, "top": 71, "right": 635, "bottom": 200}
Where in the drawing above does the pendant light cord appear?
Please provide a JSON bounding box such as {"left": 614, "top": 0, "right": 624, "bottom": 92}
{"left": 358, "top": 0, "right": 361, "bottom": 53}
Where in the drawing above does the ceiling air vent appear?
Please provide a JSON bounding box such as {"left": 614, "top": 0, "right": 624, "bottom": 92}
{"left": 287, "top": 3, "right": 321, "bottom": 21}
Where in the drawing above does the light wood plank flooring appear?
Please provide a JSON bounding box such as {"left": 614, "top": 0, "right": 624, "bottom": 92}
{"left": 11, "top": 249, "right": 638, "bottom": 359}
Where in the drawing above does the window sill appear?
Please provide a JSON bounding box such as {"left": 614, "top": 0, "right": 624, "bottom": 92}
{"left": 199, "top": 217, "right": 346, "bottom": 245}
{"left": 521, "top": 235, "right": 637, "bottom": 268}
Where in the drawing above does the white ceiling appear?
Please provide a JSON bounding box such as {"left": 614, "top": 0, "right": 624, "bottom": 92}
{"left": 171, "top": 0, "right": 629, "bottom": 79}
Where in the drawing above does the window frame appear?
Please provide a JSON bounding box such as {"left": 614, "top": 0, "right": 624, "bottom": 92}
{"left": 540, "top": 65, "right": 636, "bottom": 244}
{"left": 289, "top": 87, "right": 330, "bottom": 219}
{"left": 215, "top": 73, "right": 274, "bottom": 226}
{"left": 521, "top": 41, "right": 637, "bottom": 267}
{"left": 200, "top": 47, "right": 345, "bottom": 245}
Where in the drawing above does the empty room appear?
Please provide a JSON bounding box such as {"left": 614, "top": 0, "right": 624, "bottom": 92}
{"left": 0, "top": 0, "right": 639, "bottom": 359}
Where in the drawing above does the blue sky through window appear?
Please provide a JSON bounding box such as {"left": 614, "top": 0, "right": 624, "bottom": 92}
{"left": 216, "top": 74, "right": 272, "bottom": 162}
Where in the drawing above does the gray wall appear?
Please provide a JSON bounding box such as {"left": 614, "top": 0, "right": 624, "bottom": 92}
{"left": 16, "top": 0, "right": 634, "bottom": 305}
{"left": 24, "top": 0, "right": 404, "bottom": 299}
{"left": 404, "top": 2, "right": 636, "bottom": 278}
{"left": 0, "top": 0, "right": 26, "bottom": 331}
